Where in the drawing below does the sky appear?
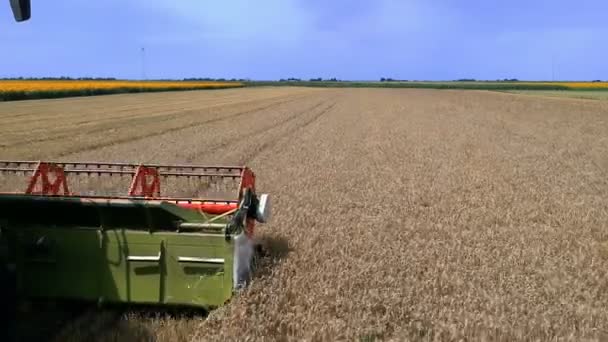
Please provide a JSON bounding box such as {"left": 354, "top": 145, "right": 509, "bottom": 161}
{"left": 1, "top": 0, "right": 607, "bottom": 81}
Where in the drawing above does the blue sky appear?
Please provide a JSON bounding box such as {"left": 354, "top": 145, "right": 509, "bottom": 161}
{"left": 1, "top": 0, "right": 607, "bottom": 80}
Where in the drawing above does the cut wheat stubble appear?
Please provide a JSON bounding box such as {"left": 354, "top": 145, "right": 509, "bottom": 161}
{"left": 1, "top": 87, "right": 607, "bottom": 341}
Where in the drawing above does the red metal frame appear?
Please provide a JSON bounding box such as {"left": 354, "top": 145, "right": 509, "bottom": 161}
{"left": 0, "top": 160, "right": 257, "bottom": 217}
{"left": 239, "top": 167, "right": 256, "bottom": 197}
{"left": 25, "top": 162, "right": 70, "bottom": 195}
{"left": 237, "top": 168, "right": 257, "bottom": 237}
{"left": 128, "top": 165, "right": 161, "bottom": 197}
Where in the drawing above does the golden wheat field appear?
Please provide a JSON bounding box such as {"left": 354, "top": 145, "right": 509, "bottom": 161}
{"left": 1, "top": 87, "right": 608, "bottom": 341}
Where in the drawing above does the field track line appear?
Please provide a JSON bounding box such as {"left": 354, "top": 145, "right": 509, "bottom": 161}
{"left": 3, "top": 96, "right": 307, "bottom": 150}
{"left": 0, "top": 89, "right": 316, "bottom": 120}
{"left": 237, "top": 101, "right": 337, "bottom": 165}
{"left": 180, "top": 100, "right": 331, "bottom": 163}
{"left": 3, "top": 92, "right": 312, "bottom": 130}
{"left": 7, "top": 96, "right": 310, "bottom": 159}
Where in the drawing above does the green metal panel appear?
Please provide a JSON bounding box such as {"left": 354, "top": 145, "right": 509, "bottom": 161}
{"left": 0, "top": 195, "right": 239, "bottom": 308}
{"left": 100, "top": 230, "right": 165, "bottom": 304}
{"left": 99, "top": 230, "right": 234, "bottom": 307}
{"left": 14, "top": 226, "right": 100, "bottom": 300}
{"left": 165, "top": 234, "right": 234, "bottom": 307}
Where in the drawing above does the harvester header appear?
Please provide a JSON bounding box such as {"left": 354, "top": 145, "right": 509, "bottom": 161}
{"left": 0, "top": 160, "right": 270, "bottom": 308}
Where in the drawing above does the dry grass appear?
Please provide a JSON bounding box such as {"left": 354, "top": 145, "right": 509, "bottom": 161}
{"left": 2, "top": 88, "right": 608, "bottom": 341}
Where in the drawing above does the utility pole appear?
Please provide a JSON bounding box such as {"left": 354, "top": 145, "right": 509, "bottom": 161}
{"left": 141, "top": 47, "right": 147, "bottom": 80}
{"left": 551, "top": 53, "right": 555, "bottom": 81}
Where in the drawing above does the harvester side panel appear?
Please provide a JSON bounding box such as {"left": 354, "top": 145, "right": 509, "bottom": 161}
{"left": 101, "top": 231, "right": 165, "bottom": 305}
{"left": 15, "top": 226, "right": 100, "bottom": 301}
{"left": 165, "top": 234, "right": 234, "bottom": 307}
{"left": 0, "top": 196, "right": 237, "bottom": 308}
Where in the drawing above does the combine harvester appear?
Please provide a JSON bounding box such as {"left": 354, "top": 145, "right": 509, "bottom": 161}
{"left": 2, "top": 1, "right": 270, "bottom": 310}
{"left": 0, "top": 161, "right": 270, "bottom": 309}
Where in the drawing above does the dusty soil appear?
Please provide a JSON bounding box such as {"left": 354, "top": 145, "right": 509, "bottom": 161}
{"left": 1, "top": 88, "right": 608, "bottom": 341}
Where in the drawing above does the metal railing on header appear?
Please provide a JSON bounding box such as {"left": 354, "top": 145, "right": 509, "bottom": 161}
{"left": 0, "top": 160, "right": 256, "bottom": 215}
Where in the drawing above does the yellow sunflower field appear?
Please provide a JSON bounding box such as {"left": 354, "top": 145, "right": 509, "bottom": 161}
{"left": 0, "top": 80, "right": 244, "bottom": 101}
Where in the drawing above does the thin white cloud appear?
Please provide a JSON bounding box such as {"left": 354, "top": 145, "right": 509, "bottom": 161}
{"left": 139, "top": 0, "right": 313, "bottom": 44}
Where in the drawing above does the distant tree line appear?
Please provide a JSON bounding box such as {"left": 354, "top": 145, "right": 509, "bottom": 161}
{"left": 279, "top": 77, "right": 341, "bottom": 82}
{"left": 182, "top": 78, "right": 248, "bottom": 82}
{"left": 454, "top": 78, "right": 521, "bottom": 82}
{"left": 380, "top": 78, "right": 526, "bottom": 82}
{"left": 380, "top": 78, "right": 409, "bottom": 82}
{"left": 311, "top": 77, "right": 340, "bottom": 82}
{"left": 3, "top": 76, "right": 603, "bottom": 83}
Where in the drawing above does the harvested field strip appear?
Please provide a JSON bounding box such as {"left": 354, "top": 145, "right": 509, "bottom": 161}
{"left": 2, "top": 88, "right": 608, "bottom": 341}
{"left": 0, "top": 88, "right": 321, "bottom": 158}
{"left": 1, "top": 90, "right": 300, "bottom": 125}
{"left": 1, "top": 87, "right": 313, "bottom": 129}
{"left": 2, "top": 96, "right": 298, "bottom": 149}
{"left": 182, "top": 101, "right": 331, "bottom": 162}
{"left": 67, "top": 98, "right": 335, "bottom": 161}
{"left": 2, "top": 94, "right": 247, "bottom": 126}
{"left": 61, "top": 94, "right": 339, "bottom": 165}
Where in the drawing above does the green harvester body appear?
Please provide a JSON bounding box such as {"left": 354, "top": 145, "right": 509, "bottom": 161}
{"left": 0, "top": 161, "right": 269, "bottom": 309}
{"left": 0, "top": 196, "right": 233, "bottom": 308}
